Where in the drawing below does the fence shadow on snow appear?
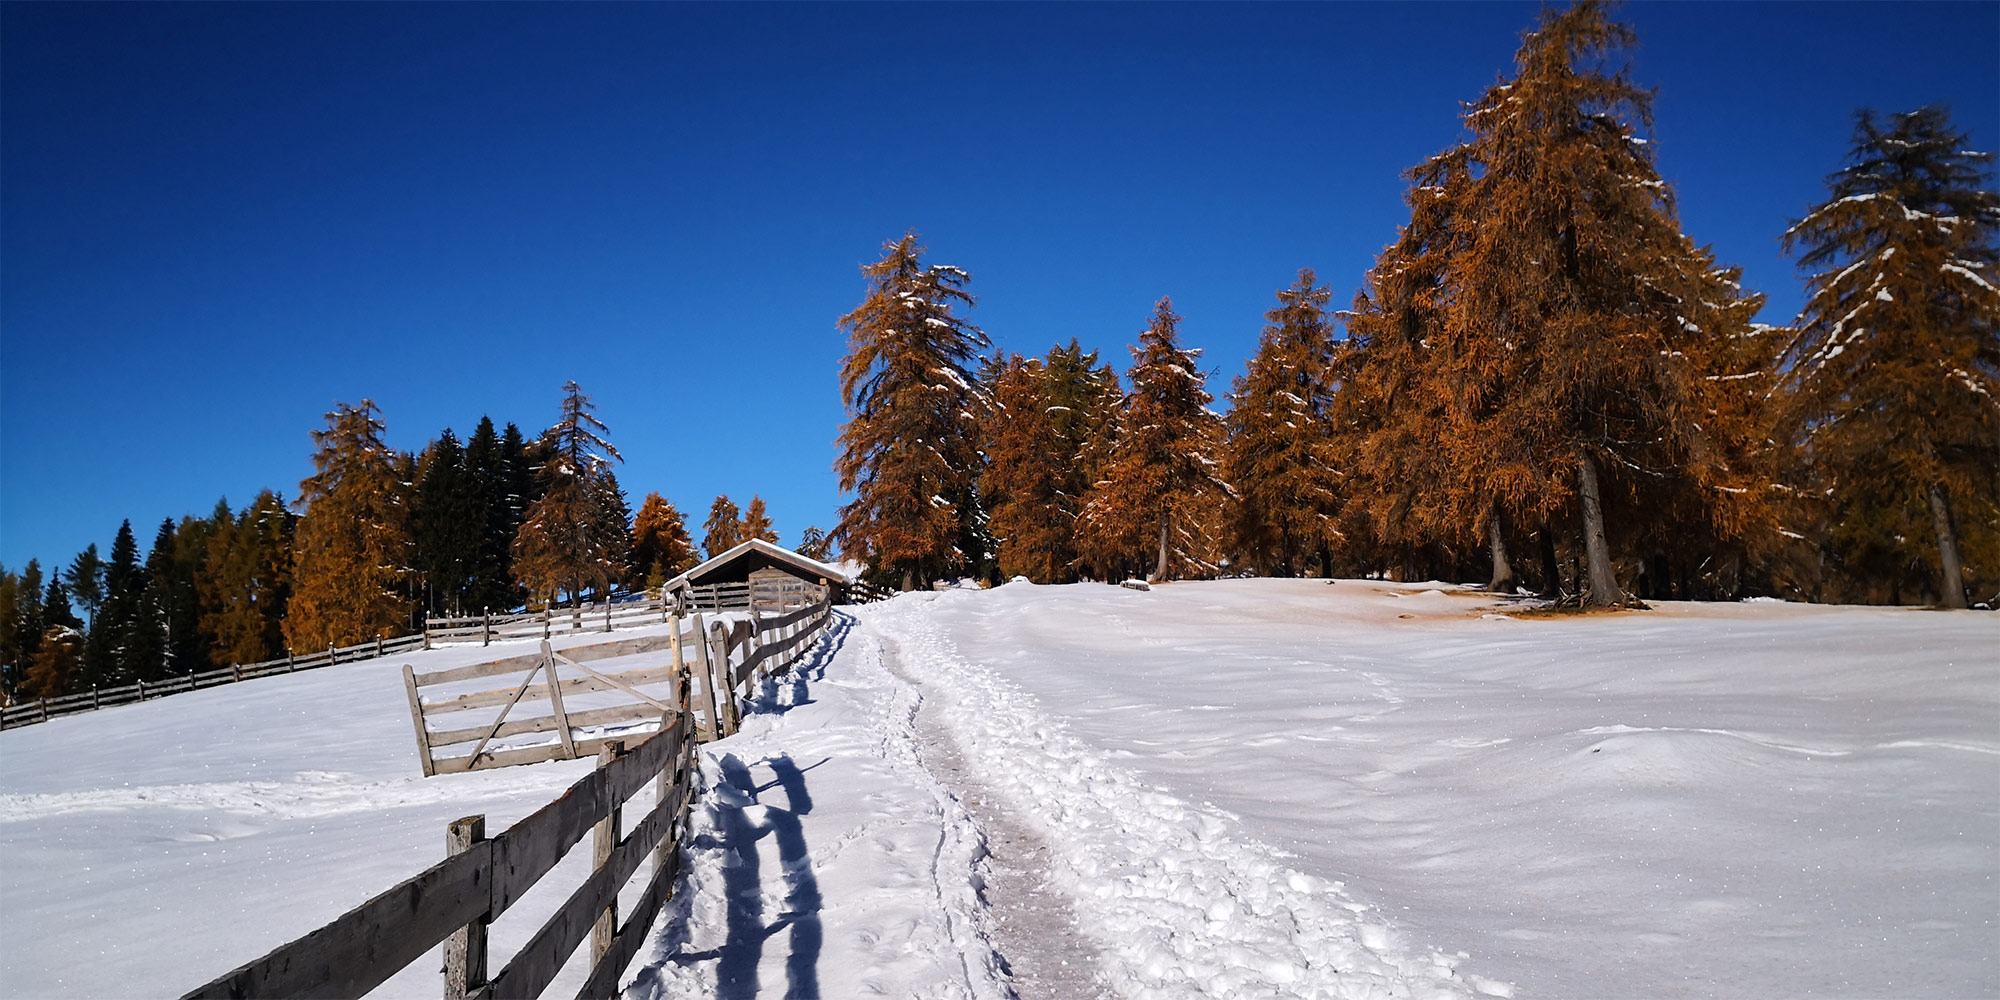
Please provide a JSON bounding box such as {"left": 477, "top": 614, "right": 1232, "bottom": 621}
{"left": 621, "top": 611, "right": 856, "bottom": 999}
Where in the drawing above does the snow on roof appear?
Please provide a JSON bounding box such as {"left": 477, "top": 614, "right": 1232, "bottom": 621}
{"left": 664, "top": 537, "right": 858, "bottom": 590}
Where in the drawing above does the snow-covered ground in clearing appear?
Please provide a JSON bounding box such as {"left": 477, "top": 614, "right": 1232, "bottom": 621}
{"left": 889, "top": 579, "right": 1998, "bottom": 998}
{"left": 0, "top": 625, "right": 703, "bottom": 999}
{"left": 2, "top": 580, "right": 1993, "bottom": 999}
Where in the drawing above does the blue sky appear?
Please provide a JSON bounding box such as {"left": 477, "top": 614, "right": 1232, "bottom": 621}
{"left": 3, "top": 1, "right": 1995, "bottom": 571}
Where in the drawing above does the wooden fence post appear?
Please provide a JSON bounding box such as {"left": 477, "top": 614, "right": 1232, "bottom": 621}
{"left": 443, "top": 815, "right": 489, "bottom": 1000}
{"left": 287, "top": 650, "right": 296, "bottom": 672}
{"left": 708, "top": 622, "right": 737, "bottom": 736}
{"left": 692, "top": 614, "right": 720, "bottom": 742}
{"left": 590, "top": 741, "right": 629, "bottom": 969}
{"left": 92, "top": 687, "right": 100, "bottom": 710}
{"left": 328, "top": 642, "right": 337, "bottom": 665}
{"left": 482, "top": 610, "right": 491, "bottom": 648}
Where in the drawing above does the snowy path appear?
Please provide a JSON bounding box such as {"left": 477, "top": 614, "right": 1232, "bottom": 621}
{"left": 625, "top": 603, "right": 1485, "bottom": 999}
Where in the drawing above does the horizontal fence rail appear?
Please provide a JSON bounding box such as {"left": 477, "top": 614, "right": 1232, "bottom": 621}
{"left": 182, "top": 719, "right": 697, "bottom": 1000}
{"left": 0, "top": 633, "right": 427, "bottom": 731}
{"left": 183, "top": 598, "right": 840, "bottom": 1000}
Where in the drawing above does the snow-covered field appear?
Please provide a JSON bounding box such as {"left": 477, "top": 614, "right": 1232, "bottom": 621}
{"left": 2, "top": 581, "right": 1994, "bottom": 999}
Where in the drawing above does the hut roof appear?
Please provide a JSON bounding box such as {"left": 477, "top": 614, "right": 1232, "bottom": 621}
{"left": 663, "top": 538, "right": 855, "bottom": 591}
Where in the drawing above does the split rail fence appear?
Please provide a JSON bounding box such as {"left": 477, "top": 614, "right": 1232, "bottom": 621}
{"left": 182, "top": 596, "right": 836, "bottom": 1000}
{"left": 0, "top": 633, "right": 427, "bottom": 731}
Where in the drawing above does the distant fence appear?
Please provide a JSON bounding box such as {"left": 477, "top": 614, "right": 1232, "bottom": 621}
{"left": 0, "top": 633, "right": 427, "bottom": 732}
{"left": 425, "top": 582, "right": 830, "bottom": 645}
{"left": 424, "top": 595, "right": 676, "bottom": 646}
{"left": 182, "top": 598, "right": 838, "bottom": 1000}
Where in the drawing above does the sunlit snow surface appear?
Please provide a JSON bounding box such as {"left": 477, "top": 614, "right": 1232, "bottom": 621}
{"left": 886, "top": 580, "right": 1998, "bottom": 998}
{"left": 1, "top": 581, "right": 1994, "bottom": 998}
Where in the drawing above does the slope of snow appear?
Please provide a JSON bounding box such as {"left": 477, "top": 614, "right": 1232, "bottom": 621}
{"left": 888, "top": 579, "right": 1998, "bottom": 998}
{"left": 3, "top": 581, "right": 1993, "bottom": 999}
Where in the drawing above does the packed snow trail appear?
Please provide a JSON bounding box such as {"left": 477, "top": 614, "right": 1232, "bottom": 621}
{"left": 859, "top": 596, "right": 1490, "bottom": 1000}
{"left": 628, "top": 605, "right": 1480, "bottom": 998}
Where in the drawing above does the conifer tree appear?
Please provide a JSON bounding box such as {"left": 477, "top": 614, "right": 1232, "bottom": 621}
{"left": 204, "top": 491, "right": 294, "bottom": 665}
{"left": 1427, "top": 1, "right": 1757, "bottom": 604}
{"left": 24, "top": 581, "right": 82, "bottom": 699}
{"left": 413, "top": 429, "right": 485, "bottom": 614}
{"left": 512, "top": 382, "right": 626, "bottom": 607}
{"left": 1778, "top": 107, "right": 1999, "bottom": 608}
{"left": 0, "top": 569, "right": 20, "bottom": 698}
{"left": 796, "top": 526, "right": 833, "bottom": 563}
{"left": 982, "top": 354, "right": 1068, "bottom": 581}
{"left": 980, "top": 344, "right": 1120, "bottom": 583}
{"left": 587, "top": 469, "right": 631, "bottom": 600}
{"left": 834, "top": 232, "right": 991, "bottom": 591}
{"left": 1080, "top": 298, "right": 1226, "bottom": 582}
{"left": 463, "top": 417, "right": 518, "bottom": 613}
{"left": 741, "top": 495, "right": 779, "bottom": 545}
{"left": 1337, "top": 148, "right": 1480, "bottom": 586}
{"left": 629, "top": 493, "right": 698, "bottom": 590}
{"left": 65, "top": 544, "right": 103, "bottom": 628}
{"left": 141, "top": 519, "right": 203, "bottom": 678}
{"left": 285, "top": 401, "right": 414, "bottom": 649}
{"left": 1223, "top": 270, "right": 1344, "bottom": 577}
{"left": 86, "top": 520, "right": 153, "bottom": 687}
{"left": 703, "top": 495, "right": 743, "bottom": 558}
{"left": 16, "top": 562, "right": 45, "bottom": 671}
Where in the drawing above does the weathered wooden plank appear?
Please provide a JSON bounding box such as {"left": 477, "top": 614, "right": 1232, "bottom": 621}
{"left": 484, "top": 777, "right": 677, "bottom": 1000}
{"left": 179, "top": 841, "right": 493, "bottom": 1000}
{"left": 425, "top": 702, "right": 673, "bottom": 752}
{"left": 411, "top": 649, "right": 551, "bottom": 688}
{"left": 444, "top": 816, "right": 489, "bottom": 1000}
{"left": 413, "top": 632, "right": 684, "bottom": 688}
{"left": 462, "top": 652, "right": 552, "bottom": 766}
{"left": 575, "top": 832, "right": 679, "bottom": 1000}
{"left": 544, "top": 654, "right": 578, "bottom": 761}
{"left": 548, "top": 653, "right": 677, "bottom": 715}
{"left": 589, "top": 743, "right": 625, "bottom": 970}
{"left": 418, "top": 663, "right": 681, "bottom": 716}
{"left": 403, "top": 664, "right": 437, "bottom": 778}
{"left": 485, "top": 726, "right": 681, "bottom": 913}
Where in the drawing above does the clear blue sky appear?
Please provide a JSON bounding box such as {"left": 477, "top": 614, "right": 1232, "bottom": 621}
{"left": 3, "top": 1, "right": 1995, "bottom": 571}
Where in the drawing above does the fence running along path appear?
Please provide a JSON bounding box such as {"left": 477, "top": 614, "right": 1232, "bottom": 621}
{"left": 182, "top": 594, "right": 837, "bottom": 1000}
{"left": 0, "top": 633, "right": 427, "bottom": 731}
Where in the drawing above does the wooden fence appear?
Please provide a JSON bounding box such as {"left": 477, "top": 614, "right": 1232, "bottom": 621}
{"left": 0, "top": 633, "right": 427, "bottom": 731}
{"left": 424, "top": 583, "right": 825, "bottom": 645}
{"left": 424, "top": 597, "right": 674, "bottom": 646}
{"left": 183, "top": 598, "right": 838, "bottom": 1000}
{"left": 184, "top": 722, "right": 695, "bottom": 1000}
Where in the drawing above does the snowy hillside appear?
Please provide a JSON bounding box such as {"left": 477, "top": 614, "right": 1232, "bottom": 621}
{"left": 2, "top": 582, "right": 1994, "bottom": 999}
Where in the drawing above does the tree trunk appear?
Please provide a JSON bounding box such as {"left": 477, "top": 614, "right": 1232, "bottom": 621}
{"left": 1150, "top": 514, "right": 1170, "bottom": 583}
{"left": 1539, "top": 524, "right": 1562, "bottom": 599}
{"left": 1486, "top": 500, "right": 1515, "bottom": 593}
{"left": 901, "top": 566, "right": 914, "bottom": 593}
{"left": 1576, "top": 450, "right": 1624, "bottom": 606}
{"left": 1926, "top": 482, "right": 1968, "bottom": 609}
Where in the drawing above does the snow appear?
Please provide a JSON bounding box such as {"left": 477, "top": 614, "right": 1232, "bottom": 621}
{"left": 880, "top": 581, "right": 1999, "bottom": 998}
{"left": 3, "top": 582, "right": 1995, "bottom": 1000}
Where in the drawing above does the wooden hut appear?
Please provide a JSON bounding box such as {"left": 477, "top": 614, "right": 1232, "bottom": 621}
{"left": 663, "top": 538, "right": 855, "bottom": 609}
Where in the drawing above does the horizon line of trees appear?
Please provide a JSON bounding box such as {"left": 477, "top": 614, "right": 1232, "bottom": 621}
{"left": 0, "top": 382, "right": 833, "bottom": 704}
{"left": 831, "top": 3, "right": 1996, "bottom": 611}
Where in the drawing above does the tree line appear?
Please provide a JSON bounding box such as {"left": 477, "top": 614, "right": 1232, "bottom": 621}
{"left": 0, "top": 382, "right": 828, "bottom": 703}
{"left": 833, "top": 2, "right": 1997, "bottom": 609}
